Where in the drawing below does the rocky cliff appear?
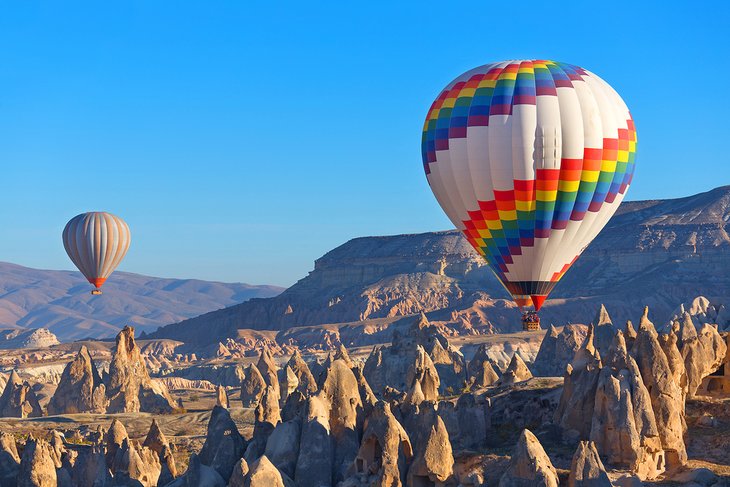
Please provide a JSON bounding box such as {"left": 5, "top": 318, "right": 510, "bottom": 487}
{"left": 151, "top": 186, "right": 730, "bottom": 347}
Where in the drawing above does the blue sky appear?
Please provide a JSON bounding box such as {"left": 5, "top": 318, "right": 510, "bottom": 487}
{"left": 1, "top": 1, "right": 728, "bottom": 286}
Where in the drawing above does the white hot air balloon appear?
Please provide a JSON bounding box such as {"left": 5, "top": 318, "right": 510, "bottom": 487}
{"left": 62, "top": 212, "right": 131, "bottom": 295}
{"left": 422, "top": 60, "right": 636, "bottom": 325}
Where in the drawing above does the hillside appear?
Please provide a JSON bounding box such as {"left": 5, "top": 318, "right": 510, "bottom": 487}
{"left": 150, "top": 186, "right": 730, "bottom": 347}
{"left": 0, "top": 263, "right": 283, "bottom": 341}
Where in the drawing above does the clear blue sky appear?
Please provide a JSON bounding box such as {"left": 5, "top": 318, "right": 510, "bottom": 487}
{"left": 1, "top": 1, "right": 728, "bottom": 287}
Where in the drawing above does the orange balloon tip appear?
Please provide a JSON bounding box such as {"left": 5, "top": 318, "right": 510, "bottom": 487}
{"left": 531, "top": 295, "right": 547, "bottom": 311}
{"left": 88, "top": 277, "right": 107, "bottom": 288}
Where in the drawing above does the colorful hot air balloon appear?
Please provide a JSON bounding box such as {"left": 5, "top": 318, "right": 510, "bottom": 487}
{"left": 62, "top": 212, "right": 131, "bottom": 295}
{"left": 422, "top": 60, "right": 636, "bottom": 314}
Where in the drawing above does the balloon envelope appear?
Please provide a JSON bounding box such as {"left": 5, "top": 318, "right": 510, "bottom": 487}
{"left": 62, "top": 212, "right": 131, "bottom": 290}
{"left": 422, "top": 60, "right": 636, "bottom": 310}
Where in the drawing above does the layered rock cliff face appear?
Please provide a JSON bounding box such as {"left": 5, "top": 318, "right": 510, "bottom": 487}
{"left": 152, "top": 186, "right": 730, "bottom": 347}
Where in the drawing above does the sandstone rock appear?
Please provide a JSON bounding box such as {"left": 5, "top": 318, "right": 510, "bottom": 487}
{"left": 105, "top": 419, "right": 129, "bottom": 468}
{"left": 0, "top": 431, "right": 20, "bottom": 486}
{"left": 351, "top": 401, "right": 412, "bottom": 486}
{"left": 498, "top": 429, "right": 558, "bottom": 487}
{"left": 593, "top": 304, "right": 619, "bottom": 359}
{"left": 533, "top": 324, "right": 588, "bottom": 377}
{"left": 467, "top": 344, "right": 502, "bottom": 377}
{"left": 471, "top": 359, "right": 500, "bottom": 388}
{"left": 47, "top": 345, "right": 107, "bottom": 415}
{"left": 352, "top": 365, "right": 377, "bottom": 414}
{"left": 554, "top": 325, "right": 602, "bottom": 440}
{"left": 320, "top": 359, "right": 363, "bottom": 482}
{"left": 631, "top": 310, "right": 687, "bottom": 466}
{"left": 241, "top": 364, "right": 267, "bottom": 408}
{"left": 286, "top": 350, "right": 318, "bottom": 394}
{"left": 568, "top": 441, "right": 611, "bottom": 487}
{"left": 216, "top": 384, "right": 229, "bottom": 408}
{"left": 498, "top": 354, "right": 533, "bottom": 386}
{"left": 166, "top": 453, "right": 225, "bottom": 487}
{"left": 199, "top": 405, "right": 247, "bottom": 481}
{"left": 279, "top": 366, "right": 299, "bottom": 404}
{"left": 590, "top": 332, "right": 665, "bottom": 480}
{"left": 677, "top": 313, "right": 728, "bottom": 397}
{"left": 106, "top": 326, "right": 176, "bottom": 413}
{"left": 18, "top": 437, "right": 57, "bottom": 487}
{"left": 143, "top": 419, "right": 177, "bottom": 482}
{"left": 110, "top": 438, "right": 162, "bottom": 487}
{"left": 264, "top": 420, "right": 300, "bottom": 479}
{"left": 71, "top": 446, "right": 110, "bottom": 487}
{"left": 257, "top": 346, "right": 280, "bottom": 394}
{"left": 407, "top": 403, "right": 453, "bottom": 486}
{"left": 295, "top": 394, "right": 333, "bottom": 487}
{"left": 334, "top": 343, "right": 354, "bottom": 368}
{"left": 455, "top": 393, "right": 490, "bottom": 450}
{"left": 405, "top": 346, "right": 440, "bottom": 402}
{"left": 245, "top": 455, "right": 294, "bottom": 487}
{"left": 254, "top": 384, "right": 282, "bottom": 448}
{"left": 0, "top": 370, "right": 42, "bottom": 418}
{"left": 658, "top": 331, "right": 688, "bottom": 400}
{"left": 403, "top": 378, "right": 426, "bottom": 408}
{"left": 625, "top": 321, "right": 638, "bottom": 349}
{"left": 227, "top": 458, "right": 249, "bottom": 487}
{"left": 48, "top": 430, "right": 65, "bottom": 468}
{"left": 281, "top": 389, "right": 307, "bottom": 423}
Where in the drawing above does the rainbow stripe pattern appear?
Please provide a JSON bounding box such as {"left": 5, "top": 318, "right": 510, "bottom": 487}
{"left": 422, "top": 60, "right": 636, "bottom": 310}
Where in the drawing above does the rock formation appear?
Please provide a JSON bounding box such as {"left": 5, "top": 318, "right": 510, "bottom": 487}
{"left": 166, "top": 452, "right": 225, "bottom": 487}
{"left": 295, "top": 394, "right": 333, "bottom": 487}
{"left": 363, "top": 314, "right": 463, "bottom": 396}
{"left": 498, "top": 354, "right": 533, "bottom": 386}
{"left": 143, "top": 419, "right": 177, "bottom": 483}
{"left": 405, "top": 346, "right": 440, "bottom": 401}
{"left": 106, "top": 326, "right": 176, "bottom": 413}
{"left": 246, "top": 455, "right": 293, "bottom": 487}
{"left": 555, "top": 325, "right": 602, "bottom": 440}
{"left": 105, "top": 419, "right": 129, "bottom": 468}
{"left": 407, "top": 403, "right": 453, "bottom": 486}
{"left": 568, "top": 441, "right": 611, "bottom": 487}
{"left": 228, "top": 458, "right": 249, "bottom": 487}
{"left": 18, "top": 437, "right": 57, "bottom": 487}
{"left": 47, "top": 345, "right": 107, "bottom": 415}
{"left": 279, "top": 366, "right": 299, "bottom": 404}
{"left": 590, "top": 332, "right": 665, "bottom": 480}
{"left": 110, "top": 438, "right": 162, "bottom": 487}
{"left": 0, "top": 432, "right": 20, "bottom": 486}
{"left": 216, "top": 384, "right": 229, "bottom": 408}
{"left": 533, "top": 324, "right": 588, "bottom": 377}
{"left": 241, "top": 363, "right": 267, "bottom": 408}
{"left": 320, "top": 359, "right": 363, "bottom": 482}
{"left": 0, "top": 370, "right": 42, "bottom": 418}
{"left": 286, "top": 350, "right": 318, "bottom": 394}
{"left": 263, "top": 419, "right": 300, "bottom": 480}
{"left": 350, "top": 401, "right": 412, "bottom": 485}
{"left": 257, "top": 346, "right": 280, "bottom": 395}
{"left": 631, "top": 309, "right": 687, "bottom": 466}
{"left": 676, "top": 312, "right": 727, "bottom": 396}
{"left": 0, "top": 328, "right": 59, "bottom": 350}
{"left": 454, "top": 393, "right": 491, "bottom": 450}
{"left": 199, "top": 405, "right": 247, "bottom": 481}
{"left": 470, "top": 359, "right": 500, "bottom": 388}
{"left": 498, "top": 429, "right": 558, "bottom": 487}
{"left": 593, "top": 304, "right": 619, "bottom": 359}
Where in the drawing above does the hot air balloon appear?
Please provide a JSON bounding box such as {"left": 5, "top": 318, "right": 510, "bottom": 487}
{"left": 62, "top": 212, "right": 131, "bottom": 295}
{"left": 422, "top": 60, "right": 636, "bottom": 324}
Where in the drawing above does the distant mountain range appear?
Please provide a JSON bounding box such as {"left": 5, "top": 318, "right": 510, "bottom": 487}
{"left": 150, "top": 186, "right": 730, "bottom": 347}
{"left": 0, "top": 263, "right": 283, "bottom": 341}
